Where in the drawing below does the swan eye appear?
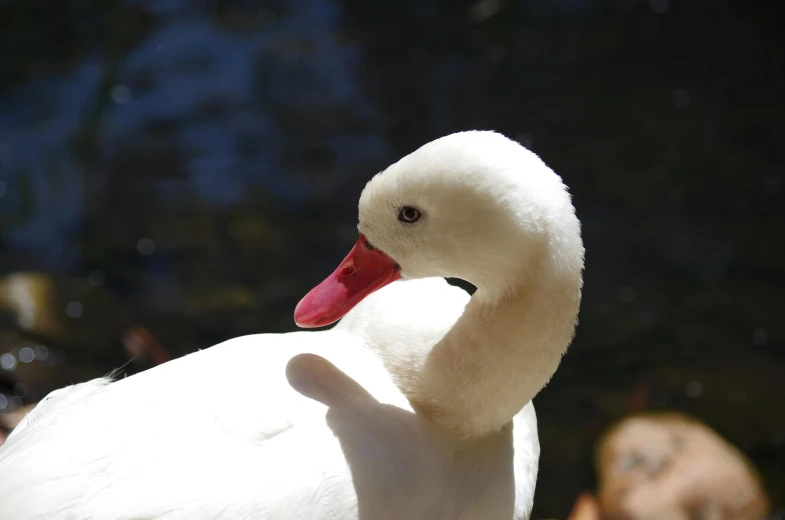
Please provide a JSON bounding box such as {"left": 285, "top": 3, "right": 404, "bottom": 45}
{"left": 398, "top": 206, "right": 422, "bottom": 223}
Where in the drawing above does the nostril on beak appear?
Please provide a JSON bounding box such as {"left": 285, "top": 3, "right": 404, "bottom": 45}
{"left": 339, "top": 265, "right": 356, "bottom": 277}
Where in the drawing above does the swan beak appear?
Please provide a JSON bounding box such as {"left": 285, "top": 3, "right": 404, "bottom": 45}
{"left": 294, "top": 234, "right": 401, "bottom": 328}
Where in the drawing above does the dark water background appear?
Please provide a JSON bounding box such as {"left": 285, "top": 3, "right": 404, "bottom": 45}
{"left": 0, "top": 0, "right": 783, "bottom": 516}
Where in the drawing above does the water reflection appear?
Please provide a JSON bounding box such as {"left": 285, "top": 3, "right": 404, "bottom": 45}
{"left": 0, "top": 354, "right": 16, "bottom": 372}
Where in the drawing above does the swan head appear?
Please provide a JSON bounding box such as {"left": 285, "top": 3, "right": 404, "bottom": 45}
{"left": 295, "top": 130, "right": 583, "bottom": 328}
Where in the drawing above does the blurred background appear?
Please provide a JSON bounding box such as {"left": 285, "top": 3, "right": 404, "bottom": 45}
{"left": 0, "top": 0, "right": 783, "bottom": 517}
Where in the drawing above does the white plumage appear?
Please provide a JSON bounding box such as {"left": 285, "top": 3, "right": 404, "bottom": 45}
{"left": 0, "top": 131, "right": 583, "bottom": 520}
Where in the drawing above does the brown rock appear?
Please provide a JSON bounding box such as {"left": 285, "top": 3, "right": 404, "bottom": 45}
{"left": 595, "top": 412, "right": 770, "bottom": 520}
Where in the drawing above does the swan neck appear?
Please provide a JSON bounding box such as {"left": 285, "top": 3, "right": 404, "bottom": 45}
{"left": 409, "top": 273, "right": 580, "bottom": 439}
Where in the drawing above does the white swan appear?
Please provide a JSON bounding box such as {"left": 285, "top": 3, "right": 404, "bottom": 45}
{"left": 0, "top": 130, "right": 583, "bottom": 520}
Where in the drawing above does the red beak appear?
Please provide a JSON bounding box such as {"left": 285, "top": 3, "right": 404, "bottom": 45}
{"left": 294, "top": 235, "right": 402, "bottom": 328}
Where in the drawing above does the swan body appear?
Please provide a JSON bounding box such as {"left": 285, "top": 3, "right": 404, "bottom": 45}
{"left": 0, "top": 279, "right": 537, "bottom": 520}
{"left": 0, "top": 130, "right": 583, "bottom": 520}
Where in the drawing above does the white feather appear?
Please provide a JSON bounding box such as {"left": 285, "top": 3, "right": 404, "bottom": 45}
{"left": 0, "top": 131, "right": 583, "bottom": 520}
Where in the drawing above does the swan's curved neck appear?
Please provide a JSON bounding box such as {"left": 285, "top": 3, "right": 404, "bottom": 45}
{"left": 404, "top": 266, "right": 581, "bottom": 439}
